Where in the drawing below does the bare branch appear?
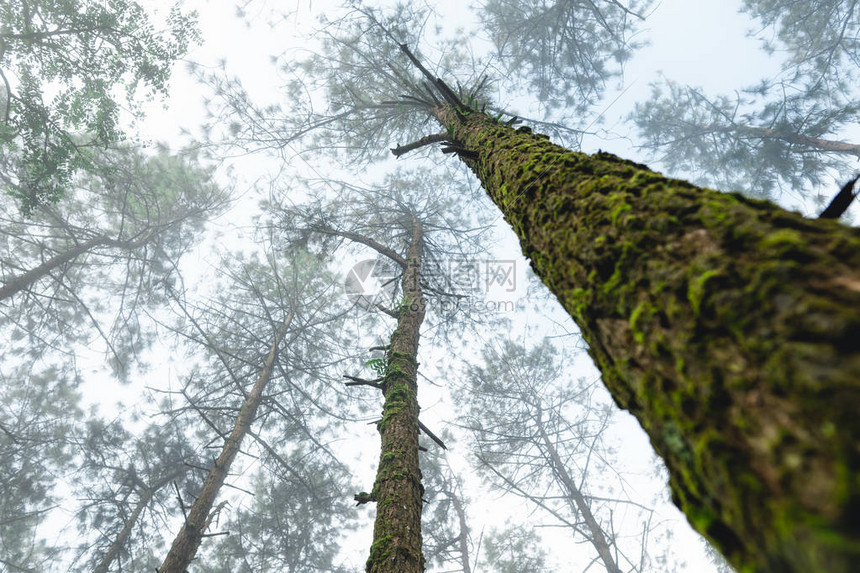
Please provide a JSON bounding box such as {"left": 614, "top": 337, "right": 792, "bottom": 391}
{"left": 391, "top": 132, "right": 451, "bottom": 157}
{"left": 418, "top": 419, "right": 448, "bottom": 450}
{"left": 344, "top": 374, "right": 384, "bottom": 389}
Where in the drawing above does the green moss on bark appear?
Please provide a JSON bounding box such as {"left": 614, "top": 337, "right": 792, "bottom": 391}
{"left": 365, "top": 225, "right": 426, "bottom": 573}
{"left": 433, "top": 107, "right": 860, "bottom": 573}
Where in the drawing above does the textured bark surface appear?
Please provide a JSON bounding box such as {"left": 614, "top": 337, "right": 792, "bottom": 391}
{"left": 433, "top": 107, "right": 860, "bottom": 573}
{"left": 366, "top": 217, "right": 425, "bottom": 573}
{"left": 158, "top": 314, "right": 292, "bottom": 573}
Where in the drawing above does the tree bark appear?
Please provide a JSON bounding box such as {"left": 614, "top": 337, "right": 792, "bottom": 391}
{"left": 158, "top": 313, "right": 292, "bottom": 573}
{"left": 365, "top": 216, "right": 426, "bottom": 573}
{"left": 430, "top": 107, "right": 860, "bottom": 573}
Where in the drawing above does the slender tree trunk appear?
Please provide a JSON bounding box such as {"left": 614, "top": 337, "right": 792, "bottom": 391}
{"left": 431, "top": 106, "right": 860, "bottom": 573}
{"left": 158, "top": 313, "right": 292, "bottom": 573}
{"left": 536, "top": 409, "right": 621, "bottom": 573}
{"left": 449, "top": 492, "right": 472, "bottom": 573}
{"left": 0, "top": 229, "right": 154, "bottom": 301}
{"left": 703, "top": 122, "right": 860, "bottom": 157}
{"left": 94, "top": 487, "right": 154, "bottom": 573}
{"left": 365, "top": 216, "right": 426, "bottom": 573}
{"left": 95, "top": 470, "right": 182, "bottom": 573}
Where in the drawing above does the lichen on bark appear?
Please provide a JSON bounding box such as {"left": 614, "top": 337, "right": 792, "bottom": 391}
{"left": 365, "top": 218, "right": 426, "bottom": 573}
{"left": 431, "top": 106, "right": 860, "bottom": 573}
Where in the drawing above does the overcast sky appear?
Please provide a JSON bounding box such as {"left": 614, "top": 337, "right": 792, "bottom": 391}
{"left": 145, "top": 0, "right": 781, "bottom": 159}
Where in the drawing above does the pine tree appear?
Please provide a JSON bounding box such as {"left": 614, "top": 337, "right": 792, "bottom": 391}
{"left": 421, "top": 442, "right": 475, "bottom": 573}
{"left": 0, "top": 144, "right": 226, "bottom": 375}
{"left": 390, "top": 69, "right": 860, "bottom": 571}
{"left": 155, "top": 247, "right": 351, "bottom": 572}
{"left": 632, "top": 79, "right": 860, "bottom": 198}
{"left": 196, "top": 456, "right": 354, "bottom": 573}
{"left": 175, "top": 2, "right": 860, "bottom": 569}
{"left": 462, "top": 337, "right": 664, "bottom": 572}
{"left": 271, "top": 169, "right": 495, "bottom": 572}
{"left": 157, "top": 314, "right": 292, "bottom": 573}
{"left": 633, "top": 1, "right": 860, "bottom": 199}
{"left": 0, "top": 363, "right": 80, "bottom": 570}
{"left": 71, "top": 419, "right": 197, "bottom": 573}
{"left": 479, "top": 0, "right": 651, "bottom": 116}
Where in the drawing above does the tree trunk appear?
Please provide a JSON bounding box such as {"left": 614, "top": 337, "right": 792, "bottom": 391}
{"left": 158, "top": 313, "right": 292, "bottom": 573}
{"left": 0, "top": 229, "right": 154, "bottom": 301}
{"left": 535, "top": 408, "right": 621, "bottom": 573}
{"left": 95, "top": 469, "right": 182, "bottom": 573}
{"left": 431, "top": 107, "right": 860, "bottom": 573}
{"left": 704, "top": 122, "right": 860, "bottom": 158}
{"left": 449, "top": 491, "right": 471, "bottom": 573}
{"left": 94, "top": 487, "right": 154, "bottom": 573}
{"left": 365, "top": 216, "right": 426, "bottom": 573}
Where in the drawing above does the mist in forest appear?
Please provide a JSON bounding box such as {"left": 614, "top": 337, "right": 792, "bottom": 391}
{"left": 2, "top": 1, "right": 858, "bottom": 572}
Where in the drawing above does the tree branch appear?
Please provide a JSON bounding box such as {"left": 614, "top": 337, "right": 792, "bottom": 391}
{"left": 391, "top": 132, "right": 451, "bottom": 157}
{"left": 344, "top": 374, "right": 384, "bottom": 389}
{"left": 819, "top": 175, "right": 858, "bottom": 219}
{"left": 312, "top": 226, "right": 408, "bottom": 268}
{"left": 418, "top": 419, "right": 447, "bottom": 450}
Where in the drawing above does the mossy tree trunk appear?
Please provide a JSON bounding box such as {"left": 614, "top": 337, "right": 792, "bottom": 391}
{"left": 428, "top": 106, "right": 860, "bottom": 573}
{"left": 158, "top": 313, "right": 292, "bottom": 573}
{"left": 364, "top": 215, "right": 426, "bottom": 573}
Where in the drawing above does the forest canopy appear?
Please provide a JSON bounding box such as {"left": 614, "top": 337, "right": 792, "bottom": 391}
{"left": 1, "top": 1, "right": 858, "bottom": 573}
